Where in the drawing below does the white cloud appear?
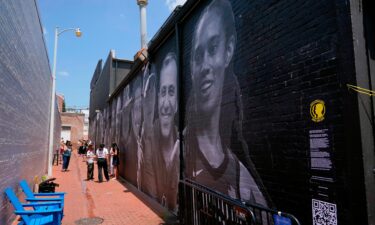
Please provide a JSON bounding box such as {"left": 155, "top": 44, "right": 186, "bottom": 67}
{"left": 165, "top": 0, "right": 187, "bottom": 11}
{"left": 43, "top": 27, "right": 48, "bottom": 36}
{"left": 58, "top": 71, "right": 70, "bottom": 77}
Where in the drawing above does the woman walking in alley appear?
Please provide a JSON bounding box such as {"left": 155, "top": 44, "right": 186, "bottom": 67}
{"left": 96, "top": 143, "right": 110, "bottom": 182}
{"left": 86, "top": 144, "right": 95, "bottom": 180}
{"left": 62, "top": 141, "right": 72, "bottom": 172}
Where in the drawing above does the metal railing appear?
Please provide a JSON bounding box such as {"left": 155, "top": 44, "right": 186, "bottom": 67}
{"left": 180, "top": 179, "right": 301, "bottom": 225}
{"left": 243, "top": 201, "right": 301, "bottom": 225}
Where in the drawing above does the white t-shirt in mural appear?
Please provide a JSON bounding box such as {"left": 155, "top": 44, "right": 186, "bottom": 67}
{"left": 96, "top": 148, "right": 108, "bottom": 159}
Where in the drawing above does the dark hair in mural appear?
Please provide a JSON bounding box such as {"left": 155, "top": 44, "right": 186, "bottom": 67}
{"left": 121, "top": 76, "right": 143, "bottom": 187}
{"left": 185, "top": 0, "right": 270, "bottom": 207}
{"left": 131, "top": 76, "right": 143, "bottom": 139}
{"left": 140, "top": 63, "right": 158, "bottom": 198}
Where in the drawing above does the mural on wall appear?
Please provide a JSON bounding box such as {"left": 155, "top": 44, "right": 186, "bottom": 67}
{"left": 115, "top": 95, "right": 122, "bottom": 144}
{"left": 111, "top": 48, "right": 180, "bottom": 212}
{"left": 152, "top": 52, "right": 180, "bottom": 212}
{"left": 123, "top": 75, "right": 142, "bottom": 187}
{"left": 89, "top": 0, "right": 358, "bottom": 222}
{"left": 184, "top": 0, "right": 269, "bottom": 207}
{"left": 140, "top": 63, "right": 158, "bottom": 198}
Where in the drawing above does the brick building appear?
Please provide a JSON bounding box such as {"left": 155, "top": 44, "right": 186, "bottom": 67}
{"left": 57, "top": 93, "right": 64, "bottom": 112}
{"left": 61, "top": 112, "right": 85, "bottom": 150}
{"left": 57, "top": 93, "right": 85, "bottom": 150}
{"left": 89, "top": 50, "right": 133, "bottom": 146}
{"left": 0, "top": 1, "right": 61, "bottom": 224}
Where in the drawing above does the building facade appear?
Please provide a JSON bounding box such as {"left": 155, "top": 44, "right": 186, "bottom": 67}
{"left": 0, "top": 1, "right": 60, "bottom": 224}
{"left": 61, "top": 112, "right": 85, "bottom": 150}
{"left": 89, "top": 50, "right": 133, "bottom": 147}
{"left": 89, "top": 0, "right": 374, "bottom": 224}
{"left": 57, "top": 94, "right": 86, "bottom": 149}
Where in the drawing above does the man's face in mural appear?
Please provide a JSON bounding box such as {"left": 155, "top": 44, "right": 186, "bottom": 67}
{"left": 158, "top": 56, "right": 177, "bottom": 138}
{"left": 191, "top": 11, "right": 234, "bottom": 115}
{"left": 132, "top": 83, "right": 142, "bottom": 137}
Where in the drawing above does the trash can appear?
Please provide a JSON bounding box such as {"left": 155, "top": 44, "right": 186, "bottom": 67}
{"left": 39, "top": 178, "right": 59, "bottom": 193}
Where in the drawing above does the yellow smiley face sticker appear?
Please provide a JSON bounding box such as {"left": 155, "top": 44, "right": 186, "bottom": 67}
{"left": 310, "top": 100, "right": 325, "bottom": 122}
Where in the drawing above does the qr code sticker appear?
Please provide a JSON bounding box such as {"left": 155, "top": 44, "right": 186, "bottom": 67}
{"left": 312, "top": 199, "right": 337, "bottom": 225}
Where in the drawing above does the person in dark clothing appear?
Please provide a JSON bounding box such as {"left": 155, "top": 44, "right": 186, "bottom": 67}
{"left": 62, "top": 141, "right": 72, "bottom": 172}
{"left": 110, "top": 143, "right": 120, "bottom": 180}
{"left": 78, "top": 140, "right": 88, "bottom": 161}
{"left": 78, "top": 141, "right": 84, "bottom": 156}
{"left": 96, "top": 143, "right": 109, "bottom": 182}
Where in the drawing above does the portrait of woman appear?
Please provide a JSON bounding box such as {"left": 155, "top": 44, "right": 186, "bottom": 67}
{"left": 185, "top": 0, "right": 270, "bottom": 207}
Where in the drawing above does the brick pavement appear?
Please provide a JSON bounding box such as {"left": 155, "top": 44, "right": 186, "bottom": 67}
{"left": 52, "top": 152, "right": 165, "bottom": 225}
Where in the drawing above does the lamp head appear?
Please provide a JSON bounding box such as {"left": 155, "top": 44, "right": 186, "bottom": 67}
{"left": 134, "top": 48, "right": 148, "bottom": 62}
{"left": 75, "top": 28, "right": 82, "bottom": 37}
{"left": 137, "top": 0, "right": 148, "bottom": 6}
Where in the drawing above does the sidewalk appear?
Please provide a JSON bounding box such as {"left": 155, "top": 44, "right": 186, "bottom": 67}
{"left": 52, "top": 152, "right": 165, "bottom": 225}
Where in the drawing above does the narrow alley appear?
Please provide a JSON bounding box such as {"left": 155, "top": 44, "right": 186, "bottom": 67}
{"left": 42, "top": 152, "right": 166, "bottom": 225}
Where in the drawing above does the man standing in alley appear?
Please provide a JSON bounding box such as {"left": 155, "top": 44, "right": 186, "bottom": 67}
{"left": 96, "top": 143, "right": 110, "bottom": 182}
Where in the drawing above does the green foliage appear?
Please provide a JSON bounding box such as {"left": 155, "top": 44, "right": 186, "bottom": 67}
{"left": 41, "top": 175, "right": 48, "bottom": 182}
{"left": 62, "top": 100, "right": 66, "bottom": 112}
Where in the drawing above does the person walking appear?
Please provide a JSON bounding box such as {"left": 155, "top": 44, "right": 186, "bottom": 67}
{"left": 62, "top": 141, "right": 72, "bottom": 172}
{"left": 86, "top": 144, "right": 95, "bottom": 180}
{"left": 59, "top": 138, "right": 65, "bottom": 164}
{"left": 96, "top": 143, "right": 110, "bottom": 182}
{"left": 78, "top": 141, "right": 84, "bottom": 157}
{"left": 110, "top": 143, "right": 120, "bottom": 180}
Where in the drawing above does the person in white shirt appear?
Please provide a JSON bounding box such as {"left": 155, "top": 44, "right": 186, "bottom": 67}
{"left": 86, "top": 144, "right": 95, "bottom": 180}
{"left": 96, "top": 143, "right": 110, "bottom": 182}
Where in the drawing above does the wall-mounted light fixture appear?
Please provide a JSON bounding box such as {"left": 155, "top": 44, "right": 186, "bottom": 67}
{"left": 134, "top": 48, "right": 148, "bottom": 62}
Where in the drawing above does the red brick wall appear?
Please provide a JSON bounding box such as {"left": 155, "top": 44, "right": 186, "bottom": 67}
{"left": 57, "top": 94, "right": 64, "bottom": 113}
{"left": 61, "top": 113, "right": 85, "bottom": 151}
{"left": 0, "top": 1, "right": 54, "bottom": 223}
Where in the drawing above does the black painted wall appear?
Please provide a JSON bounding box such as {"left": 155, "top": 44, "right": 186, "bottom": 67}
{"left": 181, "top": 0, "right": 366, "bottom": 224}
{"left": 89, "top": 0, "right": 370, "bottom": 224}
{"left": 0, "top": 0, "right": 57, "bottom": 224}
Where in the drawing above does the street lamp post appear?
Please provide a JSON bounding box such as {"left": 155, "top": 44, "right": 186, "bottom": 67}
{"left": 48, "top": 27, "right": 82, "bottom": 176}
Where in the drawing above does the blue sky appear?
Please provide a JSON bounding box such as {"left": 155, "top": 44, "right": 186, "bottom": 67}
{"left": 38, "top": 0, "right": 186, "bottom": 109}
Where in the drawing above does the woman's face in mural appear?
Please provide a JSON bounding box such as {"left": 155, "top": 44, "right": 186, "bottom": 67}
{"left": 191, "top": 12, "right": 228, "bottom": 115}
{"left": 158, "top": 58, "right": 177, "bottom": 138}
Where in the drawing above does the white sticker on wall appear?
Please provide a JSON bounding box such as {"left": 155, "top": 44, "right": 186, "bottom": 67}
{"left": 312, "top": 199, "right": 337, "bottom": 225}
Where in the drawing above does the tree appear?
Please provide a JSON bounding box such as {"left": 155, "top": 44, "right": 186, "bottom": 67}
{"left": 62, "top": 100, "right": 66, "bottom": 112}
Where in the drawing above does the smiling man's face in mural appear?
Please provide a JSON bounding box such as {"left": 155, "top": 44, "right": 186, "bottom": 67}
{"left": 158, "top": 54, "right": 177, "bottom": 138}
{"left": 191, "top": 10, "right": 234, "bottom": 115}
